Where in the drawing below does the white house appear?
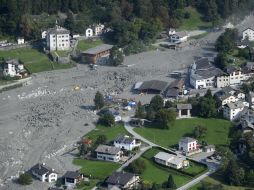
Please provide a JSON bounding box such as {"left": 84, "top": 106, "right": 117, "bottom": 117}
{"left": 114, "top": 135, "right": 141, "bottom": 151}
{"left": 95, "top": 145, "right": 123, "bottom": 162}
{"left": 106, "top": 172, "right": 140, "bottom": 190}
{"left": 46, "top": 22, "right": 70, "bottom": 51}
{"left": 31, "top": 163, "right": 58, "bottom": 183}
{"left": 168, "top": 28, "right": 176, "bottom": 36}
{"left": 85, "top": 28, "right": 93, "bottom": 37}
{"left": 17, "top": 37, "right": 25, "bottom": 45}
{"left": 154, "top": 152, "right": 189, "bottom": 169}
{"left": 42, "top": 31, "right": 47, "bottom": 39}
{"left": 179, "top": 137, "right": 201, "bottom": 156}
{"left": 94, "top": 24, "right": 105, "bottom": 36}
{"left": 63, "top": 171, "right": 83, "bottom": 188}
{"left": 223, "top": 101, "right": 245, "bottom": 121}
{"left": 2, "top": 59, "right": 26, "bottom": 77}
{"left": 170, "top": 31, "right": 188, "bottom": 43}
{"left": 190, "top": 57, "right": 224, "bottom": 89}
{"left": 242, "top": 28, "right": 254, "bottom": 41}
{"left": 226, "top": 66, "right": 246, "bottom": 85}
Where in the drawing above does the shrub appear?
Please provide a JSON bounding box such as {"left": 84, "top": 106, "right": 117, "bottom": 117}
{"left": 18, "top": 173, "right": 32, "bottom": 185}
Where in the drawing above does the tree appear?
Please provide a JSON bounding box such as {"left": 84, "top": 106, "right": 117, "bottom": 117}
{"left": 192, "top": 125, "right": 207, "bottom": 139}
{"left": 100, "top": 113, "right": 115, "bottom": 127}
{"left": 224, "top": 159, "right": 245, "bottom": 186}
{"left": 155, "top": 109, "right": 176, "bottom": 129}
{"left": 94, "top": 91, "right": 104, "bottom": 110}
{"left": 198, "top": 97, "right": 217, "bottom": 118}
{"left": 216, "top": 29, "right": 239, "bottom": 53}
{"left": 214, "top": 53, "right": 227, "bottom": 69}
{"left": 64, "top": 12, "right": 75, "bottom": 32}
{"left": 95, "top": 135, "right": 107, "bottom": 145}
{"left": 166, "top": 174, "right": 176, "bottom": 189}
{"left": 109, "top": 46, "right": 124, "bottom": 66}
{"left": 164, "top": 100, "right": 174, "bottom": 108}
{"left": 18, "top": 173, "right": 32, "bottom": 185}
{"left": 150, "top": 95, "right": 164, "bottom": 111}
{"left": 79, "top": 144, "right": 88, "bottom": 156}
{"left": 135, "top": 101, "right": 145, "bottom": 118}
{"left": 125, "top": 159, "right": 146, "bottom": 174}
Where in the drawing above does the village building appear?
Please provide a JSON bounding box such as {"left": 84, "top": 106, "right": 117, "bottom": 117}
{"left": 242, "top": 62, "right": 254, "bottom": 78}
{"left": 134, "top": 80, "right": 169, "bottom": 94}
{"left": 114, "top": 135, "right": 141, "bottom": 151}
{"left": 190, "top": 57, "right": 224, "bottom": 89}
{"left": 129, "top": 118, "right": 145, "bottom": 127}
{"left": 223, "top": 101, "right": 245, "bottom": 121}
{"left": 170, "top": 31, "right": 188, "bottom": 43}
{"left": 203, "top": 145, "right": 215, "bottom": 153}
{"left": 236, "top": 38, "right": 250, "bottom": 49}
{"left": 95, "top": 145, "right": 123, "bottom": 162}
{"left": 164, "top": 79, "right": 185, "bottom": 100}
{"left": 93, "top": 24, "right": 105, "bottom": 36}
{"left": 2, "top": 59, "right": 27, "bottom": 78}
{"left": 179, "top": 137, "right": 201, "bottom": 156}
{"left": 85, "top": 28, "right": 94, "bottom": 37}
{"left": 242, "top": 28, "right": 254, "bottom": 41}
{"left": 239, "top": 109, "right": 254, "bottom": 133}
{"left": 154, "top": 152, "right": 189, "bottom": 169}
{"left": 63, "top": 171, "right": 84, "bottom": 188}
{"left": 31, "top": 163, "right": 58, "bottom": 183}
{"left": 246, "top": 91, "right": 254, "bottom": 106}
{"left": 168, "top": 28, "right": 176, "bottom": 36}
{"left": 81, "top": 44, "right": 113, "bottom": 64}
{"left": 106, "top": 172, "right": 140, "bottom": 190}
{"left": 17, "top": 37, "right": 25, "bottom": 45}
{"left": 176, "top": 104, "right": 192, "bottom": 118}
{"left": 42, "top": 31, "right": 47, "bottom": 39}
{"left": 225, "top": 66, "right": 246, "bottom": 85}
{"left": 46, "top": 22, "right": 70, "bottom": 51}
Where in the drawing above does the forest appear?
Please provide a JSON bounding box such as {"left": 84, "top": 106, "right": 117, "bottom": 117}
{"left": 0, "top": 0, "right": 254, "bottom": 48}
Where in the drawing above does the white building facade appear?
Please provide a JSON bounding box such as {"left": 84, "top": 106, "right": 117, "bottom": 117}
{"left": 46, "top": 24, "right": 70, "bottom": 51}
{"left": 2, "top": 59, "right": 25, "bottom": 77}
{"left": 95, "top": 145, "right": 123, "bottom": 162}
{"left": 31, "top": 163, "right": 58, "bottom": 183}
{"left": 179, "top": 137, "right": 201, "bottom": 155}
{"left": 114, "top": 135, "right": 141, "bottom": 151}
{"left": 223, "top": 102, "right": 245, "bottom": 121}
{"left": 242, "top": 28, "right": 254, "bottom": 41}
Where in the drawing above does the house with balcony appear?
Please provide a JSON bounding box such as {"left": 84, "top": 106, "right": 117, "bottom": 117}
{"left": 95, "top": 145, "right": 123, "bottom": 162}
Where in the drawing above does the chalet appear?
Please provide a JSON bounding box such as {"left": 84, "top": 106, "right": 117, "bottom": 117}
{"left": 176, "top": 104, "right": 192, "bottom": 118}
{"left": 31, "top": 163, "right": 57, "bottom": 183}
{"left": 95, "top": 145, "right": 123, "bottom": 162}
{"left": 154, "top": 152, "right": 189, "bottom": 169}
{"left": 242, "top": 28, "right": 254, "bottom": 41}
{"left": 106, "top": 172, "right": 140, "bottom": 190}
{"left": 114, "top": 135, "right": 141, "bottom": 151}
{"left": 223, "top": 101, "right": 245, "bottom": 121}
{"left": 63, "top": 171, "right": 84, "bottom": 188}
{"left": 170, "top": 31, "right": 188, "bottom": 43}
{"left": 179, "top": 137, "right": 201, "bottom": 156}
{"left": 81, "top": 44, "right": 113, "bottom": 64}
{"left": 2, "top": 59, "right": 27, "bottom": 78}
{"left": 164, "top": 79, "right": 185, "bottom": 100}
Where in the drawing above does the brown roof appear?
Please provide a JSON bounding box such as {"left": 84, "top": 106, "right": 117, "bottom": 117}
{"left": 169, "top": 79, "right": 184, "bottom": 89}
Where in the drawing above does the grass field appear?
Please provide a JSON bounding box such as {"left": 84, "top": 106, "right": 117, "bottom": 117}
{"left": 137, "top": 148, "right": 207, "bottom": 187}
{"left": 189, "top": 176, "right": 254, "bottom": 190}
{"left": 134, "top": 118, "right": 233, "bottom": 149}
{"left": 73, "top": 159, "right": 120, "bottom": 180}
{"left": 179, "top": 7, "right": 212, "bottom": 31}
{"left": 77, "top": 39, "right": 104, "bottom": 51}
{"left": 84, "top": 124, "right": 129, "bottom": 142}
{"left": 0, "top": 47, "right": 72, "bottom": 73}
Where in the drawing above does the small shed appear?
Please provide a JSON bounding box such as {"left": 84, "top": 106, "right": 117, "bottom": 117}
{"left": 203, "top": 145, "right": 215, "bottom": 153}
{"left": 177, "top": 104, "right": 192, "bottom": 118}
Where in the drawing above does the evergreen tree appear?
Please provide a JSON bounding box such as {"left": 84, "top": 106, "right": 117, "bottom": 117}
{"left": 94, "top": 91, "right": 104, "bottom": 110}
{"left": 18, "top": 173, "right": 32, "bottom": 185}
{"left": 135, "top": 101, "right": 145, "bottom": 119}
{"left": 167, "top": 174, "right": 176, "bottom": 189}
{"left": 109, "top": 46, "right": 124, "bottom": 66}
{"left": 150, "top": 95, "right": 164, "bottom": 111}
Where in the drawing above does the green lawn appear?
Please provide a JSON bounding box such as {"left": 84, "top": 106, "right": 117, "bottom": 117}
{"left": 0, "top": 47, "right": 72, "bottom": 73}
{"left": 77, "top": 39, "right": 104, "bottom": 51}
{"left": 73, "top": 159, "right": 120, "bottom": 180}
{"left": 190, "top": 176, "right": 254, "bottom": 190}
{"left": 179, "top": 7, "right": 212, "bottom": 31}
{"left": 138, "top": 148, "right": 193, "bottom": 187}
{"left": 84, "top": 124, "right": 129, "bottom": 142}
{"left": 134, "top": 118, "right": 233, "bottom": 149}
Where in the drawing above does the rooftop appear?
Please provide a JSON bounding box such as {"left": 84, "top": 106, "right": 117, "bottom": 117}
{"left": 168, "top": 79, "right": 185, "bottom": 89}
{"left": 154, "top": 152, "right": 186, "bottom": 166}
{"left": 48, "top": 25, "right": 70, "bottom": 35}
{"left": 63, "top": 171, "right": 81, "bottom": 179}
{"left": 114, "top": 135, "right": 135, "bottom": 145}
{"left": 95, "top": 145, "right": 121, "bottom": 155}
{"left": 177, "top": 104, "right": 192, "bottom": 110}
{"left": 180, "top": 137, "right": 197, "bottom": 144}
{"left": 106, "top": 172, "right": 136, "bottom": 186}
{"left": 225, "top": 101, "right": 244, "bottom": 109}
{"left": 175, "top": 31, "right": 188, "bottom": 38}
{"left": 5, "top": 59, "right": 20, "bottom": 65}
{"left": 138, "top": 80, "right": 169, "bottom": 92}
{"left": 31, "top": 163, "right": 55, "bottom": 176}
{"left": 82, "top": 44, "right": 113, "bottom": 55}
